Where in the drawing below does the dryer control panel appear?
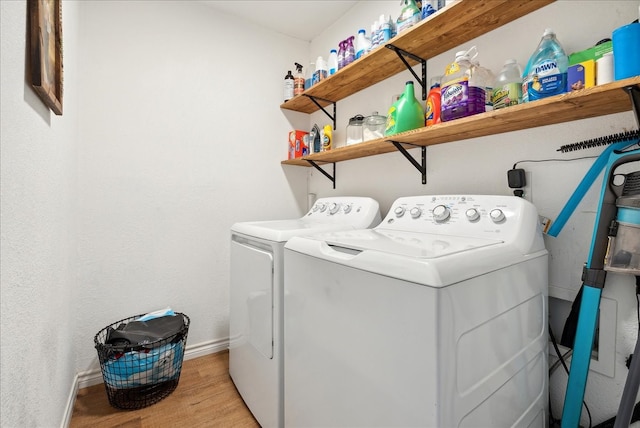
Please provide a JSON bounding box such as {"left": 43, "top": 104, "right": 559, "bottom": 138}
{"left": 380, "top": 195, "right": 541, "bottom": 243}
{"left": 305, "top": 196, "right": 381, "bottom": 226}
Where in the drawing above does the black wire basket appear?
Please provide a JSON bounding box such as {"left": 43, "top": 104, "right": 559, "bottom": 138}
{"left": 94, "top": 312, "right": 190, "bottom": 410}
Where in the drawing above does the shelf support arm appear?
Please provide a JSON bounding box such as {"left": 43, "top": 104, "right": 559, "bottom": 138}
{"left": 303, "top": 94, "right": 337, "bottom": 130}
{"left": 624, "top": 85, "right": 640, "bottom": 129}
{"left": 385, "top": 44, "right": 427, "bottom": 100}
{"left": 306, "top": 160, "right": 336, "bottom": 189}
{"left": 388, "top": 141, "right": 427, "bottom": 185}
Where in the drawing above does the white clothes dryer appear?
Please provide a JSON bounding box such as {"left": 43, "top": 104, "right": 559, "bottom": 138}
{"left": 284, "top": 195, "right": 549, "bottom": 428}
{"left": 229, "top": 197, "right": 381, "bottom": 428}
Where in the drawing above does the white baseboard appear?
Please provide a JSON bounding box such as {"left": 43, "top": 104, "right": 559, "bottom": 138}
{"left": 60, "top": 338, "right": 229, "bottom": 428}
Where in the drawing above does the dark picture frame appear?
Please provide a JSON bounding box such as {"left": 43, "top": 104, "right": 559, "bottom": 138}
{"left": 29, "top": 0, "right": 63, "bottom": 115}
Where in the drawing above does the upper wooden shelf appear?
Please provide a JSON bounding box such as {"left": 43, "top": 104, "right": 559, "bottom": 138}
{"left": 282, "top": 77, "right": 640, "bottom": 166}
{"left": 280, "top": 0, "right": 556, "bottom": 114}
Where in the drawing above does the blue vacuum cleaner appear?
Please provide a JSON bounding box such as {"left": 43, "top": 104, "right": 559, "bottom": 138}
{"left": 549, "top": 137, "right": 640, "bottom": 427}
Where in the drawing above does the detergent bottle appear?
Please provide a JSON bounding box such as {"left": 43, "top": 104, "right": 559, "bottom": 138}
{"left": 492, "top": 59, "right": 523, "bottom": 109}
{"left": 385, "top": 81, "right": 425, "bottom": 136}
{"left": 396, "top": 0, "right": 421, "bottom": 34}
{"left": 522, "top": 28, "right": 568, "bottom": 102}
{"left": 440, "top": 46, "right": 486, "bottom": 122}
{"left": 328, "top": 49, "right": 338, "bottom": 75}
{"left": 425, "top": 76, "right": 441, "bottom": 126}
{"left": 322, "top": 125, "right": 332, "bottom": 151}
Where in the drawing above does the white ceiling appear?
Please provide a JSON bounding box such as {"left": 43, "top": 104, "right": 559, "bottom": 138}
{"left": 201, "top": 1, "right": 359, "bottom": 41}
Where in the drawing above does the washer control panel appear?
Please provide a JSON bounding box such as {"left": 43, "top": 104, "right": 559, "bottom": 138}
{"left": 306, "top": 197, "right": 381, "bottom": 226}
{"left": 382, "top": 195, "right": 539, "bottom": 240}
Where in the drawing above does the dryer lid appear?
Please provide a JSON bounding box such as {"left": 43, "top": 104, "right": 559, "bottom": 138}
{"left": 232, "top": 219, "right": 358, "bottom": 243}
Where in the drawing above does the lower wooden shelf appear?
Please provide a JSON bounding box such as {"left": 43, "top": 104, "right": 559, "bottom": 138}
{"left": 281, "top": 76, "right": 640, "bottom": 167}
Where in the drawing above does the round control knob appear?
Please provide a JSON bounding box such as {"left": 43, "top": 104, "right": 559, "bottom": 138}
{"left": 329, "top": 202, "right": 340, "bottom": 215}
{"left": 410, "top": 207, "right": 422, "bottom": 219}
{"left": 432, "top": 205, "right": 451, "bottom": 222}
{"left": 317, "top": 203, "right": 327, "bottom": 212}
{"left": 490, "top": 209, "right": 506, "bottom": 223}
{"left": 394, "top": 206, "right": 406, "bottom": 218}
{"left": 312, "top": 204, "right": 320, "bottom": 212}
{"left": 465, "top": 208, "right": 480, "bottom": 222}
{"left": 343, "top": 204, "right": 352, "bottom": 214}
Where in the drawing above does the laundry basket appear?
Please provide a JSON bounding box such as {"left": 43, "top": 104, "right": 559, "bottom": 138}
{"left": 94, "top": 312, "right": 190, "bottom": 410}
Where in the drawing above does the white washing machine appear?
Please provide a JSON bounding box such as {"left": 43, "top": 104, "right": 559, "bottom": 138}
{"left": 284, "top": 195, "right": 549, "bottom": 428}
{"left": 229, "top": 197, "right": 381, "bottom": 428}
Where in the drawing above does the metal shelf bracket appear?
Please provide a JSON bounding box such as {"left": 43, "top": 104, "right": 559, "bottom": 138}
{"left": 307, "top": 160, "right": 336, "bottom": 189}
{"left": 385, "top": 44, "right": 427, "bottom": 100}
{"left": 388, "top": 141, "right": 427, "bottom": 184}
{"left": 303, "top": 94, "right": 337, "bottom": 130}
{"left": 624, "top": 85, "right": 640, "bottom": 128}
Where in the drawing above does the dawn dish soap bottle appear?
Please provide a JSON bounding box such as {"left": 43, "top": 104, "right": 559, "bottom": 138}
{"left": 385, "top": 81, "right": 425, "bottom": 136}
{"left": 522, "top": 28, "right": 568, "bottom": 102}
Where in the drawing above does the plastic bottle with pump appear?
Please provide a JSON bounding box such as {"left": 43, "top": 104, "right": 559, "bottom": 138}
{"left": 337, "top": 40, "right": 346, "bottom": 70}
{"left": 284, "top": 70, "right": 294, "bottom": 102}
{"left": 522, "top": 28, "right": 568, "bottom": 102}
{"left": 385, "top": 81, "right": 425, "bottom": 136}
{"left": 344, "top": 36, "right": 355, "bottom": 66}
{"left": 440, "top": 46, "right": 487, "bottom": 122}
{"left": 328, "top": 49, "right": 338, "bottom": 75}
{"left": 380, "top": 15, "right": 392, "bottom": 42}
{"left": 293, "top": 62, "right": 305, "bottom": 96}
{"left": 396, "top": 0, "right": 421, "bottom": 34}
{"left": 492, "top": 59, "right": 522, "bottom": 109}
{"left": 425, "top": 76, "right": 441, "bottom": 126}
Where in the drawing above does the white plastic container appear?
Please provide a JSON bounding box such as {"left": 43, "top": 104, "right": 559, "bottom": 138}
{"left": 313, "top": 56, "right": 327, "bottom": 85}
{"left": 355, "top": 29, "right": 370, "bottom": 59}
{"left": 492, "top": 59, "right": 523, "bottom": 110}
{"left": 328, "top": 50, "right": 338, "bottom": 75}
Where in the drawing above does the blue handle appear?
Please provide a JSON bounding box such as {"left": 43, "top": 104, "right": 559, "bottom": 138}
{"left": 548, "top": 141, "right": 630, "bottom": 237}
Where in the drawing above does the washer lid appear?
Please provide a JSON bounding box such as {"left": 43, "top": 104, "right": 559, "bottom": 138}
{"left": 319, "top": 229, "right": 502, "bottom": 259}
{"left": 231, "top": 219, "right": 360, "bottom": 243}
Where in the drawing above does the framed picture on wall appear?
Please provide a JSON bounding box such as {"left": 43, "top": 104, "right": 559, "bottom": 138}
{"left": 29, "top": 0, "right": 63, "bottom": 115}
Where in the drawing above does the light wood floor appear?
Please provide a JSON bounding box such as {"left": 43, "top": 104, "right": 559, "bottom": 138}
{"left": 70, "top": 350, "right": 260, "bottom": 427}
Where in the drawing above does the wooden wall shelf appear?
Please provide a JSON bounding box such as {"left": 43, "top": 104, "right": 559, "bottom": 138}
{"left": 282, "top": 77, "right": 640, "bottom": 167}
{"left": 280, "top": 0, "right": 555, "bottom": 114}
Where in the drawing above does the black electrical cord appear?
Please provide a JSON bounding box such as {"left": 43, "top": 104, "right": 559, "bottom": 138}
{"left": 513, "top": 156, "right": 600, "bottom": 170}
{"left": 549, "top": 323, "right": 593, "bottom": 428}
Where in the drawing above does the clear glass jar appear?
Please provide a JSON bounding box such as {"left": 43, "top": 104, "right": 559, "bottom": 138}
{"left": 363, "top": 111, "right": 386, "bottom": 141}
{"left": 346, "top": 115, "right": 364, "bottom": 146}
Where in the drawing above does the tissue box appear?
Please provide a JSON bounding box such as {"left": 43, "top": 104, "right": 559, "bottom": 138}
{"left": 568, "top": 61, "right": 595, "bottom": 91}
{"left": 288, "top": 130, "right": 309, "bottom": 159}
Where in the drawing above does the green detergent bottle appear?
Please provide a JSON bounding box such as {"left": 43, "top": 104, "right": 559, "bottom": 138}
{"left": 385, "top": 81, "right": 425, "bottom": 136}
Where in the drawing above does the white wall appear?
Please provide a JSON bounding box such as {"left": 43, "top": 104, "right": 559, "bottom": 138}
{"left": 0, "top": 0, "right": 80, "bottom": 426}
{"left": 74, "top": 0, "right": 310, "bottom": 374}
{"left": 303, "top": 1, "right": 640, "bottom": 426}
